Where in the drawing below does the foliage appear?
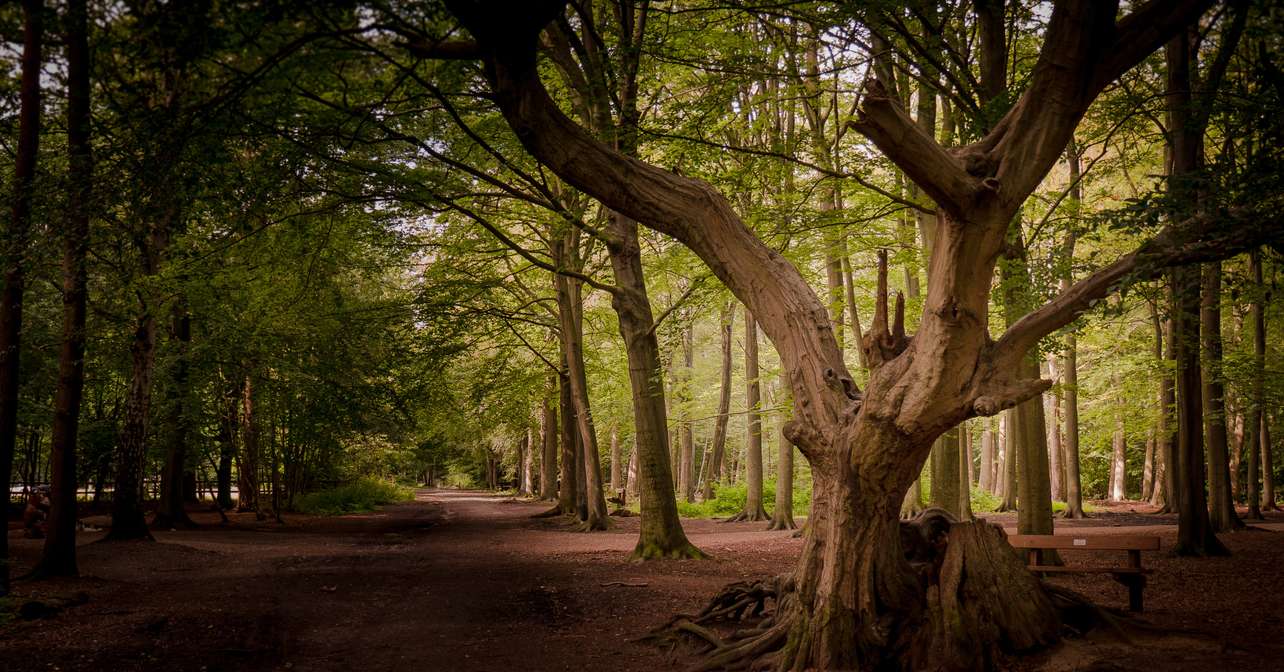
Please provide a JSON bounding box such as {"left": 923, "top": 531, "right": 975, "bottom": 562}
{"left": 293, "top": 478, "right": 414, "bottom": 516}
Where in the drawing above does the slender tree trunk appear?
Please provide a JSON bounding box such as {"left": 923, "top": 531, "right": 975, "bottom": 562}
{"left": 703, "top": 302, "right": 734, "bottom": 500}
{"left": 1061, "top": 331, "right": 1086, "bottom": 517}
{"left": 1262, "top": 417, "right": 1276, "bottom": 510}
{"left": 980, "top": 426, "right": 995, "bottom": 493}
{"left": 609, "top": 423, "right": 621, "bottom": 495}
{"left": 768, "top": 374, "right": 796, "bottom": 531}
{"left": 931, "top": 428, "right": 960, "bottom": 516}
{"left": 729, "top": 310, "right": 768, "bottom": 521}
{"left": 540, "top": 378, "right": 558, "bottom": 501}
{"left": 557, "top": 364, "right": 577, "bottom": 515}
{"left": 1110, "top": 416, "right": 1126, "bottom": 501}
{"left": 0, "top": 0, "right": 42, "bottom": 593}
{"left": 958, "top": 421, "right": 974, "bottom": 520}
{"left": 1142, "top": 436, "right": 1155, "bottom": 502}
{"left": 1201, "top": 262, "right": 1242, "bottom": 530}
{"left": 238, "top": 373, "right": 263, "bottom": 519}
{"left": 154, "top": 304, "right": 195, "bottom": 529}
{"left": 216, "top": 399, "right": 236, "bottom": 510}
{"left": 1246, "top": 249, "right": 1265, "bottom": 519}
{"left": 679, "top": 322, "right": 695, "bottom": 502}
{"left": 37, "top": 0, "right": 88, "bottom": 578}
{"left": 1044, "top": 356, "right": 1064, "bottom": 501}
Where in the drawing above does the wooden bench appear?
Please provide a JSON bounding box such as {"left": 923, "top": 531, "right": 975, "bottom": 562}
{"left": 1007, "top": 534, "right": 1160, "bottom": 612}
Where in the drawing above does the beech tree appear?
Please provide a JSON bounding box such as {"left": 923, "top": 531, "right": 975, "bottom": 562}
{"left": 423, "top": 0, "right": 1283, "bottom": 666}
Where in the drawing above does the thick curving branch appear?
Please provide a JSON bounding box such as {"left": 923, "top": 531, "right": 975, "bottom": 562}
{"left": 991, "top": 207, "right": 1284, "bottom": 372}
{"left": 846, "top": 79, "right": 988, "bottom": 220}
{"left": 444, "top": 0, "right": 853, "bottom": 434}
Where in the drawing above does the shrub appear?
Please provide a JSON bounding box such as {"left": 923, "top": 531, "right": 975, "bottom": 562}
{"left": 294, "top": 478, "right": 414, "bottom": 515}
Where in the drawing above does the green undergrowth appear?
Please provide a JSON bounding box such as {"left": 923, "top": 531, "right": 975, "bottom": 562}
{"left": 673, "top": 479, "right": 1094, "bottom": 519}
{"left": 294, "top": 478, "right": 414, "bottom": 515}
{"left": 676, "top": 479, "right": 812, "bottom": 519}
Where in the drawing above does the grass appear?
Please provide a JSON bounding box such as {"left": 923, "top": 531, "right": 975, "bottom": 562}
{"left": 294, "top": 478, "right": 414, "bottom": 516}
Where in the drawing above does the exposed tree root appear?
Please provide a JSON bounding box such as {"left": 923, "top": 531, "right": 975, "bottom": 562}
{"left": 722, "top": 507, "right": 770, "bottom": 523}
{"left": 630, "top": 540, "right": 707, "bottom": 562}
{"left": 530, "top": 505, "right": 567, "bottom": 519}
{"left": 609, "top": 507, "right": 637, "bottom": 517}
{"left": 764, "top": 516, "right": 796, "bottom": 531}
{"left": 646, "top": 513, "right": 1143, "bottom": 671}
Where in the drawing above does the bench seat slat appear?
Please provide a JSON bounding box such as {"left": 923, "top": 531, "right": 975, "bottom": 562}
{"left": 1007, "top": 534, "right": 1160, "bottom": 551}
{"left": 1028, "top": 566, "right": 1149, "bottom": 574}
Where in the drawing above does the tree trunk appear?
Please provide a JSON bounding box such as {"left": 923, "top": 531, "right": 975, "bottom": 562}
{"left": 1142, "top": 436, "right": 1155, "bottom": 502}
{"left": 703, "top": 302, "right": 734, "bottom": 500}
{"left": 603, "top": 213, "right": 699, "bottom": 556}
{"left": 1110, "top": 419, "right": 1126, "bottom": 502}
{"left": 979, "top": 426, "right": 995, "bottom": 493}
{"left": 931, "top": 429, "right": 960, "bottom": 516}
{"left": 728, "top": 311, "right": 768, "bottom": 522}
{"left": 609, "top": 423, "right": 621, "bottom": 495}
{"left": 1044, "top": 356, "right": 1064, "bottom": 501}
{"left": 998, "top": 412, "right": 1017, "bottom": 511}
{"left": 37, "top": 0, "right": 88, "bottom": 579}
{"left": 769, "top": 372, "right": 797, "bottom": 531}
{"left": 554, "top": 245, "right": 609, "bottom": 529}
{"left": 154, "top": 304, "right": 195, "bottom": 529}
{"left": 1201, "top": 262, "right": 1242, "bottom": 530}
{"left": 540, "top": 378, "right": 558, "bottom": 501}
{"left": 107, "top": 312, "right": 160, "bottom": 541}
{"left": 958, "top": 421, "right": 974, "bottom": 521}
{"left": 1060, "top": 330, "right": 1086, "bottom": 517}
{"left": 1245, "top": 249, "right": 1265, "bottom": 519}
{"left": 237, "top": 373, "right": 263, "bottom": 519}
{"left": 0, "top": 0, "right": 42, "bottom": 593}
{"left": 679, "top": 322, "right": 695, "bottom": 502}
{"left": 557, "top": 365, "right": 578, "bottom": 515}
{"left": 216, "top": 374, "right": 239, "bottom": 510}
{"left": 1262, "top": 417, "right": 1276, "bottom": 510}
{"left": 1172, "top": 263, "right": 1228, "bottom": 556}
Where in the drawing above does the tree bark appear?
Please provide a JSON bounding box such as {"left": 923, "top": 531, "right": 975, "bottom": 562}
{"left": 1110, "top": 415, "right": 1127, "bottom": 501}
{"left": 1044, "top": 356, "right": 1064, "bottom": 502}
{"left": 606, "top": 216, "right": 700, "bottom": 557}
{"left": 979, "top": 426, "right": 995, "bottom": 493}
{"left": 540, "top": 378, "right": 558, "bottom": 501}
{"left": 679, "top": 322, "right": 695, "bottom": 502}
{"left": 729, "top": 310, "right": 768, "bottom": 522}
{"left": 237, "top": 373, "right": 262, "bottom": 519}
{"left": 768, "top": 374, "right": 797, "bottom": 531}
{"left": 609, "top": 423, "right": 621, "bottom": 495}
{"left": 0, "top": 0, "right": 42, "bottom": 593}
{"left": 107, "top": 314, "right": 160, "bottom": 540}
{"left": 154, "top": 304, "right": 195, "bottom": 529}
{"left": 958, "top": 421, "right": 974, "bottom": 520}
{"left": 37, "top": 0, "right": 89, "bottom": 579}
{"left": 703, "top": 302, "right": 734, "bottom": 500}
{"left": 1245, "top": 249, "right": 1264, "bottom": 519}
{"left": 1201, "top": 262, "right": 1242, "bottom": 530}
{"left": 557, "top": 362, "right": 578, "bottom": 516}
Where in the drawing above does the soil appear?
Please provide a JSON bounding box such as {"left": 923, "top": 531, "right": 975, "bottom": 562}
{"left": 3, "top": 491, "right": 1283, "bottom": 671}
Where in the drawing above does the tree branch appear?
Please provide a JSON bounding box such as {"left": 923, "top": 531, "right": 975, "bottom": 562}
{"left": 991, "top": 207, "right": 1284, "bottom": 370}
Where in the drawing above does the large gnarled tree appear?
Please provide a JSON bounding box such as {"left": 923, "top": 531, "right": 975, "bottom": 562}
{"left": 427, "top": 0, "right": 1280, "bottom": 667}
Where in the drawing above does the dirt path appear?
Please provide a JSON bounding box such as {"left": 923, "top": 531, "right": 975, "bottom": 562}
{"left": 4, "top": 490, "right": 1284, "bottom": 671}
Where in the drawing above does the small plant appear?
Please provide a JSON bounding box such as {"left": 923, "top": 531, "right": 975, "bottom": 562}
{"left": 294, "top": 478, "right": 414, "bottom": 515}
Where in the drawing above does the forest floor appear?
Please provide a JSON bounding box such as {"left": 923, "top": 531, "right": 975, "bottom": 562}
{"left": 3, "top": 490, "right": 1283, "bottom": 672}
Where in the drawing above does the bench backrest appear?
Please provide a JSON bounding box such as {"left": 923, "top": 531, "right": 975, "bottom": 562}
{"left": 1007, "top": 534, "right": 1160, "bottom": 551}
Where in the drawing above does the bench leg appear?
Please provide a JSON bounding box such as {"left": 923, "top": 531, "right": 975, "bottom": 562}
{"left": 1113, "top": 574, "right": 1146, "bottom": 612}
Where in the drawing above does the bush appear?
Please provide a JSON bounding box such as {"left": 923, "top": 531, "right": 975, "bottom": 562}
{"left": 444, "top": 471, "right": 477, "bottom": 489}
{"left": 294, "top": 478, "right": 414, "bottom": 515}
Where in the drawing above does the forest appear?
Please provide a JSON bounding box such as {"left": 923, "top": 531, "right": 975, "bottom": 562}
{"left": 3, "top": 0, "right": 1284, "bottom": 670}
